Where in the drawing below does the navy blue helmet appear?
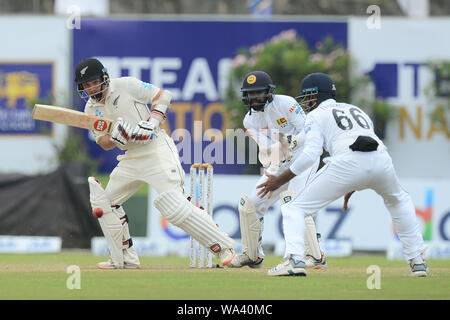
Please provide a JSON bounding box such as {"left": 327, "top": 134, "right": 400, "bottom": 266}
{"left": 241, "top": 71, "right": 275, "bottom": 112}
{"left": 295, "top": 73, "right": 336, "bottom": 113}
{"left": 75, "top": 58, "right": 110, "bottom": 102}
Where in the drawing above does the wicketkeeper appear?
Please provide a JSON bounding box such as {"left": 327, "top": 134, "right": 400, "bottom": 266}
{"left": 75, "top": 58, "right": 236, "bottom": 269}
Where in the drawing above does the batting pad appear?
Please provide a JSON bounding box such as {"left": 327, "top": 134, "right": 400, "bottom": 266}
{"left": 238, "top": 193, "right": 263, "bottom": 262}
{"left": 154, "top": 189, "right": 234, "bottom": 257}
{"left": 88, "top": 177, "right": 124, "bottom": 268}
{"left": 304, "top": 215, "right": 322, "bottom": 260}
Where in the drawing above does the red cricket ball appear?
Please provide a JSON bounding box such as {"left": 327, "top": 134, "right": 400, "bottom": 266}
{"left": 93, "top": 207, "right": 103, "bottom": 218}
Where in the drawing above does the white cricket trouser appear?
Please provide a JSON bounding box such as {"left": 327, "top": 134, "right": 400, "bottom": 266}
{"left": 96, "top": 132, "right": 184, "bottom": 266}
{"left": 105, "top": 132, "right": 185, "bottom": 205}
{"left": 281, "top": 150, "right": 425, "bottom": 262}
{"left": 248, "top": 158, "right": 320, "bottom": 258}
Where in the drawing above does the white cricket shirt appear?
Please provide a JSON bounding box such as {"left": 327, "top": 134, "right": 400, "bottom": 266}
{"left": 243, "top": 94, "right": 306, "bottom": 149}
{"left": 290, "top": 99, "right": 386, "bottom": 176}
{"left": 84, "top": 77, "right": 162, "bottom": 153}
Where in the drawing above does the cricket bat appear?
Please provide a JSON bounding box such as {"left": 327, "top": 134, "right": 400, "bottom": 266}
{"left": 32, "top": 104, "right": 114, "bottom": 134}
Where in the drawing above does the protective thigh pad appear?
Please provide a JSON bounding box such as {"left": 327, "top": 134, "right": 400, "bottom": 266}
{"left": 154, "top": 189, "right": 234, "bottom": 257}
{"left": 280, "top": 190, "right": 322, "bottom": 260}
{"left": 238, "top": 193, "right": 263, "bottom": 262}
{"left": 88, "top": 177, "right": 124, "bottom": 268}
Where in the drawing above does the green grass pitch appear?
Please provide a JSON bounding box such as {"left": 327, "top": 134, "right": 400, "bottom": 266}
{"left": 0, "top": 252, "right": 449, "bottom": 300}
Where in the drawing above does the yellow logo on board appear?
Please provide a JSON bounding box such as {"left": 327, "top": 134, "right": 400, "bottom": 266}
{"left": 0, "top": 71, "right": 40, "bottom": 108}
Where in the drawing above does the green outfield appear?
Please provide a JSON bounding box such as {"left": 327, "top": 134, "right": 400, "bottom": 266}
{"left": 0, "top": 252, "right": 449, "bottom": 300}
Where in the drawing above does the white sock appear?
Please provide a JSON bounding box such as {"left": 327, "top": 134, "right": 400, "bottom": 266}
{"left": 291, "top": 255, "right": 303, "bottom": 264}
{"left": 409, "top": 255, "right": 424, "bottom": 265}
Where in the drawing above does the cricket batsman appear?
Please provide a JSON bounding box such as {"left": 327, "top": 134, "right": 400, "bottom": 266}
{"left": 75, "top": 58, "right": 236, "bottom": 269}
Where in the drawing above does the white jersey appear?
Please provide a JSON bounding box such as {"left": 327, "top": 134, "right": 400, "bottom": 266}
{"left": 291, "top": 98, "right": 386, "bottom": 175}
{"left": 283, "top": 98, "right": 424, "bottom": 264}
{"left": 84, "top": 77, "right": 162, "bottom": 154}
{"left": 243, "top": 94, "right": 306, "bottom": 149}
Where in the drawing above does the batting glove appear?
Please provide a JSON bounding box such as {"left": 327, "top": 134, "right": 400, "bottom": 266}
{"left": 131, "top": 120, "right": 155, "bottom": 144}
{"left": 110, "top": 117, "right": 132, "bottom": 146}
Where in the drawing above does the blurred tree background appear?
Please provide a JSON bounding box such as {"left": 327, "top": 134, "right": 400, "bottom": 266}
{"left": 224, "top": 29, "right": 396, "bottom": 138}
{"left": 223, "top": 29, "right": 402, "bottom": 173}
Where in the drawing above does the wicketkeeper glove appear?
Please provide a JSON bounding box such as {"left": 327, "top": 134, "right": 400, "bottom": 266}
{"left": 286, "top": 134, "right": 300, "bottom": 152}
{"left": 110, "top": 117, "right": 133, "bottom": 146}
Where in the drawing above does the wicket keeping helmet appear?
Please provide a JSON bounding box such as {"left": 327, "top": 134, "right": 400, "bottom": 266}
{"left": 75, "top": 58, "right": 110, "bottom": 102}
{"left": 241, "top": 71, "right": 275, "bottom": 112}
{"left": 295, "top": 73, "right": 336, "bottom": 113}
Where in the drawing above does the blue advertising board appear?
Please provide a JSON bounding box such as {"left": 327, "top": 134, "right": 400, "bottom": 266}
{"left": 0, "top": 63, "right": 53, "bottom": 134}
{"left": 73, "top": 19, "right": 347, "bottom": 174}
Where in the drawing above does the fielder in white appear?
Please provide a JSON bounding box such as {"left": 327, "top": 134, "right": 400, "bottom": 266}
{"left": 229, "top": 71, "right": 326, "bottom": 270}
{"left": 75, "top": 58, "right": 236, "bottom": 269}
{"left": 258, "top": 73, "right": 428, "bottom": 277}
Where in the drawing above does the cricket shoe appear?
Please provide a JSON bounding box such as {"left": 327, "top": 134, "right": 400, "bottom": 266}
{"left": 249, "top": 257, "right": 264, "bottom": 269}
{"left": 229, "top": 253, "right": 264, "bottom": 268}
{"left": 267, "top": 258, "right": 307, "bottom": 277}
{"left": 219, "top": 248, "right": 236, "bottom": 267}
{"left": 305, "top": 252, "right": 327, "bottom": 270}
{"left": 96, "top": 259, "right": 141, "bottom": 270}
{"left": 409, "top": 261, "right": 428, "bottom": 277}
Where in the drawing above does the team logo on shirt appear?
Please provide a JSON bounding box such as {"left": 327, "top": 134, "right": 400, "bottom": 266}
{"left": 141, "top": 81, "right": 153, "bottom": 90}
{"left": 113, "top": 95, "right": 120, "bottom": 107}
{"left": 246, "top": 75, "right": 256, "bottom": 84}
{"left": 95, "top": 109, "right": 104, "bottom": 117}
{"left": 289, "top": 104, "right": 302, "bottom": 114}
{"left": 276, "top": 117, "right": 288, "bottom": 127}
